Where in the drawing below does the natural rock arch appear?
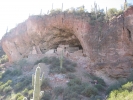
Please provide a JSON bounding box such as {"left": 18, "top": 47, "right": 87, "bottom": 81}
{"left": 1, "top": 13, "right": 90, "bottom": 62}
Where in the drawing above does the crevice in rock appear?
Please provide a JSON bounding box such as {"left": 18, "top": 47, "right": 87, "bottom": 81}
{"left": 127, "top": 28, "right": 132, "bottom": 41}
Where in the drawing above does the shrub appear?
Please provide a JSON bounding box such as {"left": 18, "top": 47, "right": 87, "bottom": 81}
{"left": 66, "top": 73, "right": 76, "bottom": 79}
{"left": 67, "top": 78, "right": 82, "bottom": 86}
{"left": 15, "top": 93, "right": 24, "bottom": 100}
{"left": 11, "top": 69, "right": 22, "bottom": 76}
{"left": 0, "top": 80, "right": 12, "bottom": 93}
{"left": 63, "top": 88, "right": 80, "bottom": 100}
{"left": 95, "top": 84, "right": 105, "bottom": 91}
{"left": 3, "top": 85, "right": 12, "bottom": 93}
{"left": 121, "top": 82, "right": 133, "bottom": 91}
{"left": 0, "top": 55, "right": 8, "bottom": 64}
{"left": 85, "top": 73, "right": 106, "bottom": 86}
{"left": 81, "top": 85, "right": 98, "bottom": 97}
{"left": 41, "top": 92, "right": 52, "bottom": 100}
{"left": 107, "top": 8, "right": 118, "bottom": 18}
{"left": 14, "top": 76, "right": 32, "bottom": 92}
{"left": 35, "top": 56, "right": 77, "bottom": 74}
{"left": 41, "top": 78, "right": 51, "bottom": 89}
{"left": 106, "top": 82, "right": 121, "bottom": 94}
{"left": 28, "top": 89, "right": 33, "bottom": 98}
{"left": 16, "top": 59, "right": 28, "bottom": 67}
{"left": 2, "top": 69, "right": 12, "bottom": 78}
{"left": 54, "top": 86, "right": 64, "bottom": 96}
{"left": 0, "top": 73, "right": 2, "bottom": 79}
{"left": 50, "top": 8, "right": 62, "bottom": 15}
{"left": 90, "top": 95, "right": 103, "bottom": 100}
{"left": 107, "top": 82, "right": 133, "bottom": 100}
{"left": 22, "top": 88, "right": 29, "bottom": 96}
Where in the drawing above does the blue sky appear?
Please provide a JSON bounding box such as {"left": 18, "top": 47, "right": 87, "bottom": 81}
{"left": 0, "top": 0, "right": 133, "bottom": 39}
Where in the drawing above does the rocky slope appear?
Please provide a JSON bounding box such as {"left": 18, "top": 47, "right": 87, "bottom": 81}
{"left": 1, "top": 6, "right": 133, "bottom": 79}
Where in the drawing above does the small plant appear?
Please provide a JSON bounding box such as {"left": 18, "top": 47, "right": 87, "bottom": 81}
{"left": 15, "top": 93, "right": 24, "bottom": 100}
{"left": 3, "top": 85, "right": 12, "bottom": 93}
{"left": 95, "top": 84, "right": 105, "bottom": 91}
{"left": 90, "top": 95, "right": 103, "bottom": 100}
{"left": 41, "top": 78, "right": 51, "bottom": 89}
{"left": 66, "top": 73, "right": 76, "bottom": 79}
{"left": 22, "top": 88, "right": 29, "bottom": 96}
{"left": 81, "top": 85, "right": 98, "bottom": 97}
{"left": 67, "top": 78, "right": 82, "bottom": 86}
{"left": 0, "top": 55, "right": 8, "bottom": 64}
{"left": 54, "top": 86, "right": 64, "bottom": 96}
{"left": 63, "top": 88, "right": 81, "bottom": 100}
{"left": 28, "top": 89, "right": 33, "bottom": 98}
{"left": 41, "top": 92, "right": 52, "bottom": 100}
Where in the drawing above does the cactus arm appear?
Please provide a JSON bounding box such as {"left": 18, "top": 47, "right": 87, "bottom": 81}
{"left": 32, "top": 74, "right": 34, "bottom": 86}
{"left": 33, "top": 67, "right": 41, "bottom": 100}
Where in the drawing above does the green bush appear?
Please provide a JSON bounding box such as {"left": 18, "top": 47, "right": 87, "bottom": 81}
{"left": 50, "top": 8, "right": 62, "bottom": 15}
{"left": 2, "top": 69, "right": 12, "bottom": 78}
{"left": 95, "top": 84, "right": 105, "bottom": 91}
{"left": 41, "top": 92, "right": 52, "bottom": 100}
{"left": 67, "top": 78, "right": 81, "bottom": 86}
{"left": 35, "top": 56, "right": 77, "bottom": 74}
{"left": 14, "top": 76, "right": 31, "bottom": 92}
{"left": 121, "top": 82, "right": 133, "bottom": 91}
{"left": 66, "top": 73, "right": 76, "bottom": 79}
{"left": 107, "top": 8, "right": 118, "bottom": 18}
{"left": 90, "top": 95, "right": 103, "bottom": 100}
{"left": 28, "top": 89, "right": 33, "bottom": 98}
{"left": 63, "top": 88, "right": 80, "bottom": 100}
{"left": 15, "top": 93, "right": 24, "bottom": 100}
{"left": 2, "top": 69, "right": 22, "bottom": 79}
{"left": 81, "top": 85, "right": 98, "bottom": 97}
{"left": 0, "top": 73, "right": 2, "bottom": 79}
{"left": 0, "top": 55, "right": 8, "bottom": 64}
{"left": 15, "top": 59, "right": 29, "bottom": 68}
{"left": 3, "top": 85, "right": 12, "bottom": 93}
{"left": 54, "top": 86, "right": 64, "bottom": 96}
{"left": 0, "top": 80, "right": 12, "bottom": 93}
{"left": 11, "top": 69, "right": 22, "bottom": 76}
{"left": 106, "top": 82, "right": 121, "bottom": 94}
{"left": 41, "top": 78, "right": 51, "bottom": 89}
{"left": 107, "top": 82, "right": 133, "bottom": 100}
{"left": 85, "top": 73, "right": 106, "bottom": 86}
{"left": 22, "top": 88, "right": 29, "bottom": 96}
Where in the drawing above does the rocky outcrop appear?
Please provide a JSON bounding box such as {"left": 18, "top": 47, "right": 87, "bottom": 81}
{"left": 1, "top": 6, "right": 133, "bottom": 79}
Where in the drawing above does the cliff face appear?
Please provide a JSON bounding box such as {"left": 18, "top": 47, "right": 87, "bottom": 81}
{"left": 1, "top": 6, "right": 133, "bottom": 78}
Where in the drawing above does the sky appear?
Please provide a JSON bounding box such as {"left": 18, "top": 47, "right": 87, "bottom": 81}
{"left": 0, "top": 0, "right": 133, "bottom": 39}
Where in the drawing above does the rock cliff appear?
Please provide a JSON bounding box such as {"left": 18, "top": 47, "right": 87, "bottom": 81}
{"left": 1, "top": 6, "right": 133, "bottom": 78}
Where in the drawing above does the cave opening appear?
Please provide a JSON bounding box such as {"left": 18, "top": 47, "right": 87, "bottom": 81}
{"left": 127, "top": 28, "right": 132, "bottom": 41}
{"left": 40, "top": 28, "right": 83, "bottom": 54}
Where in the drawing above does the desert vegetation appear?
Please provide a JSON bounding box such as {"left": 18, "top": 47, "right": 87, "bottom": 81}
{"left": 0, "top": 0, "right": 133, "bottom": 100}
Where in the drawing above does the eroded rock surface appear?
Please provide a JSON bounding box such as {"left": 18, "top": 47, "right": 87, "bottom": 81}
{"left": 1, "top": 6, "right": 133, "bottom": 79}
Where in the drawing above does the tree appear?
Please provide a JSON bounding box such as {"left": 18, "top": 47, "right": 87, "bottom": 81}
{"left": 107, "top": 8, "right": 118, "bottom": 18}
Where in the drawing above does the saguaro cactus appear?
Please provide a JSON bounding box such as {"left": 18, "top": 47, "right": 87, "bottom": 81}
{"left": 32, "top": 64, "right": 44, "bottom": 100}
{"left": 124, "top": 0, "right": 127, "bottom": 10}
{"left": 23, "top": 64, "right": 44, "bottom": 100}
